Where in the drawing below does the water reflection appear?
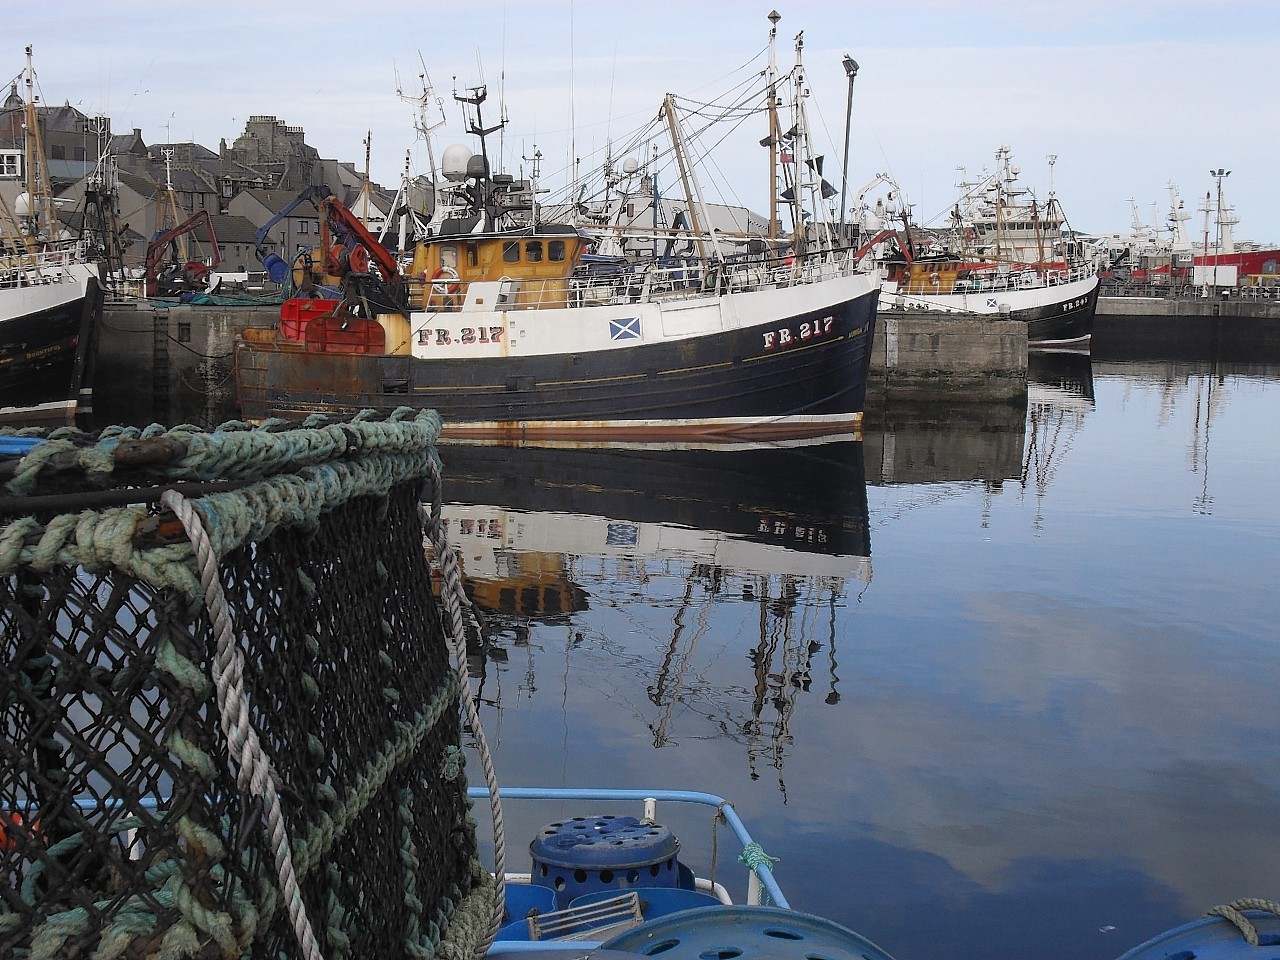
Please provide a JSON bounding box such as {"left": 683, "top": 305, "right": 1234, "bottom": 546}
{"left": 438, "top": 439, "right": 871, "bottom": 791}
{"left": 1023, "top": 351, "right": 1095, "bottom": 529}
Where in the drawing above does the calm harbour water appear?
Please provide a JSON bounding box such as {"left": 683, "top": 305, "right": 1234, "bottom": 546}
{"left": 442, "top": 353, "right": 1280, "bottom": 960}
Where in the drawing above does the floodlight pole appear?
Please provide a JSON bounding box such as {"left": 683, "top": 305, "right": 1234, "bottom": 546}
{"left": 837, "top": 54, "right": 859, "bottom": 247}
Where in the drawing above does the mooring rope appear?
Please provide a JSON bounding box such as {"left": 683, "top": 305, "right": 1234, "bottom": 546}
{"left": 1207, "top": 898, "right": 1280, "bottom": 946}
{"left": 160, "top": 489, "right": 324, "bottom": 960}
{"left": 422, "top": 455, "right": 506, "bottom": 958}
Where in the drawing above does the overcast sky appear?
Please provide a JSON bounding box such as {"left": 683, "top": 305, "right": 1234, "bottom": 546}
{"left": 10, "top": 0, "right": 1277, "bottom": 242}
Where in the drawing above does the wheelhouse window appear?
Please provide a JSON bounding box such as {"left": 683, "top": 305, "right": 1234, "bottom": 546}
{"left": 525, "top": 241, "right": 543, "bottom": 262}
{"left": 503, "top": 241, "right": 520, "bottom": 263}
{"left": 467, "top": 242, "right": 479, "bottom": 267}
{"left": 548, "top": 240, "right": 566, "bottom": 262}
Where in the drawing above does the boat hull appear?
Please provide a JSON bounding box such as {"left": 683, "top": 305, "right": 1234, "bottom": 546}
{"left": 0, "top": 267, "right": 101, "bottom": 423}
{"left": 440, "top": 439, "right": 872, "bottom": 569}
{"left": 237, "top": 276, "right": 879, "bottom": 440}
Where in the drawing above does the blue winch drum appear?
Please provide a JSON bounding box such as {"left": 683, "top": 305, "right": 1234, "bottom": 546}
{"left": 600, "top": 905, "right": 898, "bottom": 960}
{"left": 1114, "top": 910, "right": 1280, "bottom": 959}
{"left": 530, "top": 815, "right": 682, "bottom": 908}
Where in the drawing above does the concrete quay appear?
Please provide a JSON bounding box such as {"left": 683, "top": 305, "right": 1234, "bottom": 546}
{"left": 1094, "top": 297, "right": 1280, "bottom": 359}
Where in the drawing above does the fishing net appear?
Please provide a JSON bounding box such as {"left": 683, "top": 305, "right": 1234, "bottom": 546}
{"left": 0, "top": 410, "right": 493, "bottom": 959}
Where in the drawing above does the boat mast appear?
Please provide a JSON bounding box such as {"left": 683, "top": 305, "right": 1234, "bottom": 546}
{"left": 788, "top": 31, "right": 834, "bottom": 258}
{"left": 765, "top": 10, "right": 782, "bottom": 241}
{"left": 155, "top": 149, "right": 189, "bottom": 261}
{"left": 661, "top": 94, "right": 724, "bottom": 264}
{"left": 360, "top": 130, "right": 372, "bottom": 226}
{"left": 21, "top": 45, "right": 56, "bottom": 246}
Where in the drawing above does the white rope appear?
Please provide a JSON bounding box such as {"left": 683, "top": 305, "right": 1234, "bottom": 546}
{"left": 160, "top": 489, "right": 324, "bottom": 960}
{"left": 422, "top": 456, "right": 507, "bottom": 958}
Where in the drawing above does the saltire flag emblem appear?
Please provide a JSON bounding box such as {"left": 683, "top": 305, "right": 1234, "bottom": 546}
{"left": 610, "top": 317, "right": 641, "bottom": 340}
{"left": 986, "top": 298, "right": 998, "bottom": 308}
{"left": 606, "top": 522, "right": 639, "bottom": 546}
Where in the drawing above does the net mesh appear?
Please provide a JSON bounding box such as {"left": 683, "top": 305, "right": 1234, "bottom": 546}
{"left": 0, "top": 411, "right": 488, "bottom": 959}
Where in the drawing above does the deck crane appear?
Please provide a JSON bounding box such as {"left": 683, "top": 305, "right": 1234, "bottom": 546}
{"left": 254, "top": 184, "right": 409, "bottom": 342}
{"left": 144, "top": 210, "right": 221, "bottom": 297}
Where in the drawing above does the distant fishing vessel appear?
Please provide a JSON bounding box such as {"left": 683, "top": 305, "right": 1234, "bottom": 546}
{"left": 236, "top": 19, "right": 878, "bottom": 439}
{"left": 853, "top": 155, "right": 1098, "bottom": 348}
{"left": 0, "top": 46, "right": 103, "bottom": 422}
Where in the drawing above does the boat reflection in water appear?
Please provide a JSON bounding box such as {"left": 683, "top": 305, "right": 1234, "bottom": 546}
{"left": 436, "top": 438, "right": 870, "bottom": 787}
{"left": 1022, "top": 350, "right": 1095, "bottom": 526}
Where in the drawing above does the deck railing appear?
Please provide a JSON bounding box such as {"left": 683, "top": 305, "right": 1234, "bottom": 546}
{"left": 414, "top": 250, "right": 864, "bottom": 313}
{"left": 0, "top": 241, "right": 89, "bottom": 289}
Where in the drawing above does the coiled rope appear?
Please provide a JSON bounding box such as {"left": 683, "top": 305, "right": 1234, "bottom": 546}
{"left": 423, "top": 455, "right": 506, "bottom": 958}
{"left": 1207, "top": 898, "right": 1280, "bottom": 946}
{"left": 160, "top": 489, "right": 324, "bottom": 960}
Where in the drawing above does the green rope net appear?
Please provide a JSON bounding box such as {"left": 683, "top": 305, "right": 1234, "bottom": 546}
{"left": 0, "top": 409, "right": 493, "bottom": 959}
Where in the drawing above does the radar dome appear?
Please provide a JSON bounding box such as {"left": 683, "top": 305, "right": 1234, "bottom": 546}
{"left": 465, "top": 154, "right": 490, "bottom": 180}
{"left": 441, "top": 144, "right": 474, "bottom": 182}
{"left": 621, "top": 157, "right": 639, "bottom": 175}
{"left": 13, "top": 192, "right": 31, "bottom": 217}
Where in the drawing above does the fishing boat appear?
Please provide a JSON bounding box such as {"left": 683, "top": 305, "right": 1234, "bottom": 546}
{"left": 0, "top": 47, "right": 103, "bottom": 423}
{"left": 853, "top": 161, "right": 1098, "bottom": 349}
{"left": 877, "top": 250, "right": 1099, "bottom": 348}
{"left": 235, "top": 20, "right": 878, "bottom": 440}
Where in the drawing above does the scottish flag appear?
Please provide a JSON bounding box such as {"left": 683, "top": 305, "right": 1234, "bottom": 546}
{"left": 986, "top": 297, "right": 998, "bottom": 308}
{"left": 606, "top": 522, "right": 639, "bottom": 546}
{"left": 610, "top": 317, "right": 641, "bottom": 340}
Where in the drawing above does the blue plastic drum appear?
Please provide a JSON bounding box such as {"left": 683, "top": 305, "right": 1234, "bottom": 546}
{"left": 530, "top": 815, "right": 681, "bottom": 907}
{"left": 600, "top": 905, "right": 897, "bottom": 960}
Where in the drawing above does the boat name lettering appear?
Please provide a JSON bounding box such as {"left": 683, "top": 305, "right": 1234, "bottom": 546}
{"left": 1060, "top": 296, "right": 1088, "bottom": 312}
{"left": 758, "top": 515, "right": 830, "bottom": 546}
{"left": 761, "top": 316, "right": 834, "bottom": 351}
{"left": 417, "top": 326, "right": 506, "bottom": 346}
{"left": 449, "top": 517, "right": 502, "bottom": 537}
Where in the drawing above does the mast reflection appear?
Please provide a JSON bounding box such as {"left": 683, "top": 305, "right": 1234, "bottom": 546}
{"left": 435, "top": 438, "right": 872, "bottom": 788}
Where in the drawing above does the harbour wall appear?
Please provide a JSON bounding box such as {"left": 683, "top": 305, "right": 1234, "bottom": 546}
{"left": 93, "top": 302, "right": 270, "bottom": 427}
{"left": 1094, "top": 299, "right": 1280, "bottom": 360}
{"left": 868, "top": 312, "right": 1028, "bottom": 405}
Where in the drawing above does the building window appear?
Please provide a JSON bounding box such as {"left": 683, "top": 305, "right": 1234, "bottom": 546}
{"left": 297, "top": 220, "right": 308, "bottom": 234}
{"left": 0, "top": 152, "right": 22, "bottom": 178}
{"left": 51, "top": 145, "right": 65, "bottom": 160}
